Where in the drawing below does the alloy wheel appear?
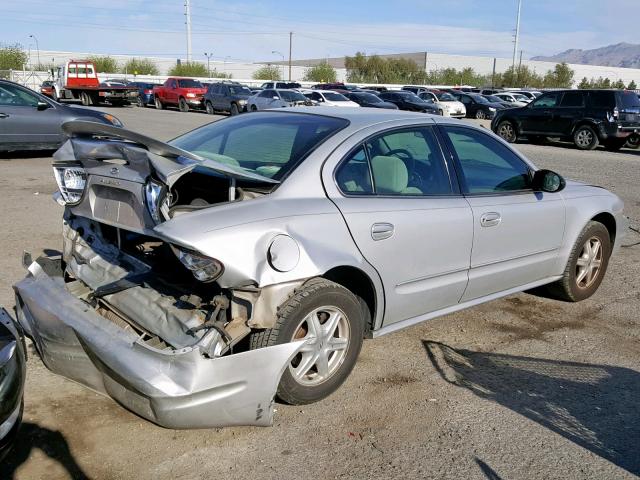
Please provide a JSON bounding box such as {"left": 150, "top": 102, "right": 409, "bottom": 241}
{"left": 289, "top": 306, "right": 350, "bottom": 386}
{"left": 576, "top": 129, "right": 594, "bottom": 148}
{"left": 575, "top": 236, "right": 603, "bottom": 289}
{"left": 498, "top": 122, "right": 516, "bottom": 142}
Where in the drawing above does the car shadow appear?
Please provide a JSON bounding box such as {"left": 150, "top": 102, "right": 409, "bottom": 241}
{"left": 424, "top": 341, "right": 640, "bottom": 476}
{"left": 0, "top": 150, "right": 56, "bottom": 160}
{"left": 0, "top": 422, "right": 90, "bottom": 479}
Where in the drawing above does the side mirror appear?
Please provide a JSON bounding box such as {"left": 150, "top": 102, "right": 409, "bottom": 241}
{"left": 532, "top": 169, "right": 565, "bottom": 193}
{"left": 36, "top": 101, "right": 50, "bottom": 111}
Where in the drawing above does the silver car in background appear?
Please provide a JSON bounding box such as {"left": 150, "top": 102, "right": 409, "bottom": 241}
{"left": 9, "top": 108, "right": 626, "bottom": 429}
{"left": 247, "top": 88, "right": 311, "bottom": 111}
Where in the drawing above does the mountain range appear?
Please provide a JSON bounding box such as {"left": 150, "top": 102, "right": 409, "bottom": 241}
{"left": 532, "top": 43, "right": 640, "bottom": 68}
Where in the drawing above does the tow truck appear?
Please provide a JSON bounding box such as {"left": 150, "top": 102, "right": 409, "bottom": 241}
{"left": 51, "top": 60, "right": 139, "bottom": 106}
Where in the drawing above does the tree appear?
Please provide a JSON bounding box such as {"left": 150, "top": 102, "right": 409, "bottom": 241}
{"left": 628, "top": 80, "right": 637, "bottom": 90}
{"left": 613, "top": 79, "right": 626, "bottom": 89}
{"left": 578, "top": 77, "right": 591, "bottom": 89}
{"left": 169, "top": 62, "right": 208, "bottom": 77}
{"left": 543, "top": 63, "right": 575, "bottom": 88}
{"left": 87, "top": 55, "right": 119, "bottom": 73}
{"left": 601, "top": 77, "right": 612, "bottom": 88}
{"left": 252, "top": 65, "right": 281, "bottom": 80}
{"left": 121, "top": 58, "right": 159, "bottom": 76}
{"left": 303, "top": 61, "right": 337, "bottom": 83}
{"left": 0, "top": 43, "right": 28, "bottom": 72}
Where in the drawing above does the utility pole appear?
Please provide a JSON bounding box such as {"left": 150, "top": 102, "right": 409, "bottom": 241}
{"left": 518, "top": 49, "right": 523, "bottom": 85}
{"left": 491, "top": 57, "right": 497, "bottom": 88}
{"left": 204, "top": 52, "right": 213, "bottom": 77}
{"left": 185, "top": 0, "right": 192, "bottom": 62}
{"left": 288, "top": 31, "right": 293, "bottom": 81}
{"left": 511, "top": 0, "right": 522, "bottom": 72}
{"left": 29, "top": 34, "right": 40, "bottom": 68}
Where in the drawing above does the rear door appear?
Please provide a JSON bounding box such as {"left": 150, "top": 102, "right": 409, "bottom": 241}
{"left": 554, "top": 90, "right": 586, "bottom": 135}
{"left": 327, "top": 125, "right": 473, "bottom": 325}
{"left": 0, "top": 83, "right": 63, "bottom": 148}
{"left": 440, "top": 125, "right": 565, "bottom": 301}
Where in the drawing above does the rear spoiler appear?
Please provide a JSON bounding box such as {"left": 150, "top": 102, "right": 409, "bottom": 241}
{"left": 59, "top": 121, "right": 279, "bottom": 184}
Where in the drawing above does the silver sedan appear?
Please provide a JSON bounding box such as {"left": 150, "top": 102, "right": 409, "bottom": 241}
{"left": 9, "top": 108, "right": 626, "bottom": 428}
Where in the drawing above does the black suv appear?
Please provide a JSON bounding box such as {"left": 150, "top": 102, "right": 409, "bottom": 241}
{"left": 203, "top": 82, "right": 254, "bottom": 115}
{"left": 377, "top": 91, "right": 439, "bottom": 114}
{"left": 491, "top": 89, "right": 640, "bottom": 151}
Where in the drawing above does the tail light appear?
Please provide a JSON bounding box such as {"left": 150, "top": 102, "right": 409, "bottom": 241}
{"left": 171, "top": 246, "right": 224, "bottom": 282}
{"left": 53, "top": 166, "right": 87, "bottom": 204}
{"left": 613, "top": 107, "right": 619, "bottom": 120}
{"left": 144, "top": 180, "right": 165, "bottom": 223}
{"left": 144, "top": 89, "right": 152, "bottom": 94}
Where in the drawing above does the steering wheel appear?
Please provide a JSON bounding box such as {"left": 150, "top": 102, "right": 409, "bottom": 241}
{"left": 386, "top": 148, "right": 423, "bottom": 187}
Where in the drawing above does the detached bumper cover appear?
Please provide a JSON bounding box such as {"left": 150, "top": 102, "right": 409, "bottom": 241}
{"left": 14, "top": 261, "right": 303, "bottom": 429}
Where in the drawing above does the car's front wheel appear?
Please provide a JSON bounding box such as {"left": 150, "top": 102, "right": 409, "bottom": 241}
{"left": 496, "top": 120, "right": 517, "bottom": 143}
{"left": 545, "top": 221, "right": 611, "bottom": 302}
{"left": 250, "top": 104, "right": 258, "bottom": 111}
{"left": 155, "top": 97, "right": 164, "bottom": 110}
{"left": 178, "top": 98, "right": 189, "bottom": 112}
{"left": 475, "top": 109, "right": 487, "bottom": 120}
{"left": 230, "top": 103, "right": 240, "bottom": 115}
{"left": 205, "top": 101, "right": 214, "bottom": 115}
{"left": 249, "top": 278, "right": 365, "bottom": 405}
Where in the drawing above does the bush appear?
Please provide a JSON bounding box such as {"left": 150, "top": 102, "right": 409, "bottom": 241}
{"left": 252, "top": 65, "right": 282, "bottom": 81}
{"left": 303, "top": 61, "right": 337, "bottom": 83}
{"left": 121, "top": 58, "right": 159, "bottom": 76}
{"left": 168, "top": 62, "right": 208, "bottom": 77}
{"left": 87, "top": 55, "right": 119, "bottom": 73}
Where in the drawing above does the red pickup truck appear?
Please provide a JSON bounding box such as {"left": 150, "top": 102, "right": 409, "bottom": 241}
{"left": 153, "top": 77, "right": 207, "bottom": 112}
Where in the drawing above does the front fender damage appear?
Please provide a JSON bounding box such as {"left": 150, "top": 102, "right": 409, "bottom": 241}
{"left": 13, "top": 261, "right": 303, "bottom": 429}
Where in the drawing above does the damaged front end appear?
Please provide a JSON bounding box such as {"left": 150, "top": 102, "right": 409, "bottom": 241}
{"left": 12, "top": 122, "right": 305, "bottom": 429}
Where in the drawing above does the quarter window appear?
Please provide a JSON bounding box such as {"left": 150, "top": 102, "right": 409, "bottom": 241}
{"left": 444, "top": 126, "right": 531, "bottom": 194}
{"left": 335, "top": 147, "right": 373, "bottom": 194}
{"left": 588, "top": 91, "right": 615, "bottom": 109}
{"left": 560, "top": 91, "right": 584, "bottom": 107}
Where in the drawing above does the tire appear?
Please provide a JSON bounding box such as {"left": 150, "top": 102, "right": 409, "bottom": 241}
{"left": 604, "top": 138, "right": 626, "bottom": 151}
{"left": 545, "top": 221, "right": 611, "bottom": 302}
{"left": 230, "top": 103, "right": 240, "bottom": 116}
{"left": 136, "top": 96, "right": 144, "bottom": 108}
{"left": 626, "top": 134, "right": 640, "bottom": 149}
{"left": 178, "top": 98, "right": 189, "bottom": 112}
{"left": 250, "top": 104, "right": 257, "bottom": 112}
{"left": 155, "top": 97, "right": 164, "bottom": 110}
{"left": 205, "top": 101, "right": 215, "bottom": 115}
{"left": 249, "top": 278, "right": 365, "bottom": 405}
{"left": 51, "top": 89, "right": 59, "bottom": 102}
{"left": 438, "top": 109, "right": 444, "bottom": 116}
{"left": 573, "top": 125, "right": 599, "bottom": 150}
{"left": 475, "top": 109, "right": 486, "bottom": 120}
{"left": 496, "top": 120, "right": 517, "bottom": 143}
{"left": 80, "top": 91, "right": 93, "bottom": 106}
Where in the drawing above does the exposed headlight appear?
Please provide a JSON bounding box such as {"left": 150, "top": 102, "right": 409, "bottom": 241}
{"left": 489, "top": 107, "right": 496, "bottom": 111}
{"left": 172, "top": 246, "right": 224, "bottom": 282}
{"left": 238, "top": 99, "right": 247, "bottom": 105}
{"left": 101, "top": 113, "right": 123, "bottom": 127}
{"left": 186, "top": 93, "right": 197, "bottom": 98}
{"left": 53, "top": 166, "right": 87, "bottom": 204}
{"left": 144, "top": 180, "right": 165, "bottom": 223}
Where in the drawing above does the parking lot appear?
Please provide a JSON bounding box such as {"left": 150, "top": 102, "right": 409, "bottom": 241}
{"left": 1, "top": 105, "right": 639, "bottom": 480}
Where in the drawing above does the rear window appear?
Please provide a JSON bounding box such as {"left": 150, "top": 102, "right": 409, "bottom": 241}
{"left": 617, "top": 90, "right": 640, "bottom": 108}
{"left": 588, "top": 91, "right": 615, "bottom": 109}
{"left": 170, "top": 112, "right": 348, "bottom": 181}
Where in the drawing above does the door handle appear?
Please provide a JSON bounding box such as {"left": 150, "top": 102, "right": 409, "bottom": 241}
{"left": 0, "top": 113, "right": 8, "bottom": 119}
{"left": 480, "top": 212, "right": 501, "bottom": 227}
{"left": 371, "top": 223, "right": 394, "bottom": 241}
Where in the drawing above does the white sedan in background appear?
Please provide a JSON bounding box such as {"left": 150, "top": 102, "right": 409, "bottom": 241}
{"left": 493, "top": 92, "right": 530, "bottom": 107}
{"left": 248, "top": 89, "right": 311, "bottom": 111}
{"left": 418, "top": 91, "right": 467, "bottom": 118}
{"left": 303, "top": 90, "right": 360, "bottom": 107}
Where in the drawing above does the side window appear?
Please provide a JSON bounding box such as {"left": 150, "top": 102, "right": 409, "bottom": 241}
{"left": 460, "top": 95, "right": 471, "bottom": 105}
{"left": 0, "top": 84, "right": 40, "bottom": 107}
{"left": 258, "top": 90, "right": 272, "bottom": 98}
{"left": 531, "top": 92, "right": 560, "bottom": 108}
{"left": 588, "top": 91, "right": 615, "bottom": 109}
{"left": 365, "top": 127, "right": 452, "bottom": 196}
{"left": 444, "top": 126, "right": 531, "bottom": 194}
{"left": 335, "top": 146, "right": 373, "bottom": 194}
{"left": 560, "top": 91, "right": 584, "bottom": 107}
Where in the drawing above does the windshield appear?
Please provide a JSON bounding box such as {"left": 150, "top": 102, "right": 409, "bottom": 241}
{"left": 486, "top": 95, "right": 503, "bottom": 102}
{"left": 512, "top": 94, "right": 528, "bottom": 102}
{"left": 471, "top": 95, "right": 489, "bottom": 104}
{"left": 355, "top": 93, "right": 381, "bottom": 103}
{"left": 170, "top": 112, "right": 348, "bottom": 181}
{"left": 229, "top": 85, "right": 252, "bottom": 95}
{"left": 178, "top": 79, "right": 203, "bottom": 88}
{"left": 324, "top": 92, "right": 349, "bottom": 101}
{"left": 397, "top": 92, "right": 422, "bottom": 102}
{"left": 279, "top": 90, "right": 307, "bottom": 102}
{"left": 436, "top": 92, "right": 456, "bottom": 101}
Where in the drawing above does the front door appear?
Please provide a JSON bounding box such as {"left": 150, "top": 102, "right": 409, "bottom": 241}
{"left": 440, "top": 125, "right": 566, "bottom": 301}
{"left": 521, "top": 92, "right": 561, "bottom": 134}
{"left": 0, "top": 83, "right": 62, "bottom": 148}
{"left": 328, "top": 126, "right": 473, "bottom": 325}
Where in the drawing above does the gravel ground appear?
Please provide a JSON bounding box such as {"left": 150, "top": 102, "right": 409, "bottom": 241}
{"left": 1, "top": 107, "right": 639, "bottom": 480}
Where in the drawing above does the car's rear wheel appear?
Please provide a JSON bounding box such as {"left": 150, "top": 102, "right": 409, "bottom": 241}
{"left": 626, "top": 133, "right": 640, "bottom": 149}
{"left": 136, "top": 96, "right": 144, "bottom": 107}
{"left": 475, "top": 109, "right": 486, "bottom": 120}
{"left": 230, "top": 103, "right": 240, "bottom": 116}
{"left": 573, "top": 125, "right": 599, "bottom": 150}
{"left": 205, "top": 101, "right": 214, "bottom": 115}
{"left": 80, "top": 91, "right": 93, "bottom": 106}
{"left": 438, "top": 109, "right": 444, "bottom": 116}
{"left": 545, "top": 221, "right": 611, "bottom": 302}
{"left": 249, "top": 278, "right": 365, "bottom": 405}
{"left": 496, "top": 120, "right": 517, "bottom": 143}
{"left": 178, "top": 98, "right": 189, "bottom": 112}
{"left": 155, "top": 97, "right": 164, "bottom": 110}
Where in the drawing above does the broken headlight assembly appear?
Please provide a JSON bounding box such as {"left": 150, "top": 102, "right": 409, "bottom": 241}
{"left": 171, "top": 246, "right": 224, "bottom": 282}
{"left": 144, "top": 180, "right": 166, "bottom": 223}
{"left": 53, "top": 165, "right": 87, "bottom": 205}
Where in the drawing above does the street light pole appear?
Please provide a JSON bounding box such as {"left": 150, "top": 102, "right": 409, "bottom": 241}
{"left": 29, "top": 34, "right": 40, "bottom": 68}
{"left": 204, "top": 52, "right": 213, "bottom": 77}
{"left": 185, "top": 0, "right": 192, "bottom": 62}
{"left": 511, "top": 0, "right": 522, "bottom": 72}
{"left": 272, "top": 50, "right": 285, "bottom": 80}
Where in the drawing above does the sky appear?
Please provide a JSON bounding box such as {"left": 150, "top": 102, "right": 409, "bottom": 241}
{"left": 1, "top": 0, "right": 637, "bottom": 64}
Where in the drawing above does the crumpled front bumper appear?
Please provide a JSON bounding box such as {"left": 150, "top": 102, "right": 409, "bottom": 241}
{"left": 13, "top": 259, "right": 303, "bottom": 429}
